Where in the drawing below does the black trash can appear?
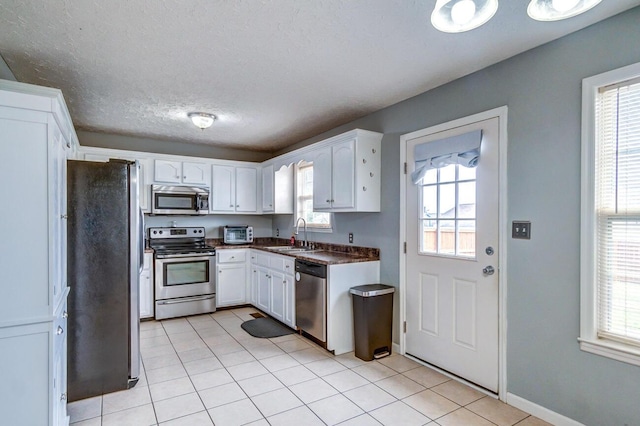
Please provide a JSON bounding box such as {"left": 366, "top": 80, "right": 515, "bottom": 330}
{"left": 349, "top": 284, "right": 395, "bottom": 361}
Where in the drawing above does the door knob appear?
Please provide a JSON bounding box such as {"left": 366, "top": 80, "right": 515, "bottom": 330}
{"left": 483, "top": 266, "right": 495, "bottom": 276}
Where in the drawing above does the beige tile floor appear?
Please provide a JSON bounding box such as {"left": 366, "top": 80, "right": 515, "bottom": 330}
{"left": 68, "top": 307, "right": 552, "bottom": 426}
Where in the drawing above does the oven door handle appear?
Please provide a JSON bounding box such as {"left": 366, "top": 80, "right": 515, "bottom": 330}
{"left": 157, "top": 295, "right": 215, "bottom": 305}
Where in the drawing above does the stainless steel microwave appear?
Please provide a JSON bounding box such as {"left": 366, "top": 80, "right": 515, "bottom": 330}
{"left": 151, "top": 185, "right": 209, "bottom": 215}
{"left": 223, "top": 225, "right": 254, "bottom": 244}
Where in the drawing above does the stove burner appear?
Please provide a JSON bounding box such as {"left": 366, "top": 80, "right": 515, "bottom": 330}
{"left": 148, "top": 226, "right": 215, "bottom": 258}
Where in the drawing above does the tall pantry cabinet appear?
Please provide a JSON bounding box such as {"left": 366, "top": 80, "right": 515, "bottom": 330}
{"left": 0, "top": 80, "right": 78, "bottom": 425}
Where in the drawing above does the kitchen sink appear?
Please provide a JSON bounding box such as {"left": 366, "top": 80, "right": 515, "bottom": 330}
{"left": 264, "top": 246, "right": 322, "bottom": 253}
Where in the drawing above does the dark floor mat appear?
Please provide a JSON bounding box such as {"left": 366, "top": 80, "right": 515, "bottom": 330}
{"left": 241, "top": 317, "right": 295, "bottom": 338}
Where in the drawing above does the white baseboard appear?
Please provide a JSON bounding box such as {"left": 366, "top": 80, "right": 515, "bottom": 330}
{"left": 392, "top": 342, "right": 400, "bottom": 354}
{"left": 506, "top": 393, "right": 584, "bottom": 426}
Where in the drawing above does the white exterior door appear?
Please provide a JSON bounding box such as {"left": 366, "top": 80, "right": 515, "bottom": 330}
{"left": 404, "top": 115, "right": 501, "bottom": 392}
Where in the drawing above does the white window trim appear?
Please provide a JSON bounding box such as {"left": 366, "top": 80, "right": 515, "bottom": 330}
{"left": 580, "top": 61, "right": 640, "bottom": 367}
{"left": 295, "top": 162, "right": 333, "bottom": 233}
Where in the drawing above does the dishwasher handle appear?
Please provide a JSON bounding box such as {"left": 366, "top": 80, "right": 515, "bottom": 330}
{"left": 295, "top": 260, "right": 327, "bottom": 278}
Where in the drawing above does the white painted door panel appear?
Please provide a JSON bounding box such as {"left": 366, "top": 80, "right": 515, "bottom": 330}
{"left": 405, "top": 116, "right": 500, "bottom": 392}
{"left": 211, "top": 165, "right": 235, "bottom": 212}
{"left": 331, "top": 139, "right": 355, "bottom": 209}
{"left": 182, "top": 161, "right": 210, "bottom": 185}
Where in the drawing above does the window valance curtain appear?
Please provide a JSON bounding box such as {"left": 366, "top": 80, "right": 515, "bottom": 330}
{"left": 411, "top": 129, "right": 483, "bottom": 184}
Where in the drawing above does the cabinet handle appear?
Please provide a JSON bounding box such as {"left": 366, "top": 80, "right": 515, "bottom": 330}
{"left": 370, "top": 172, "right": 374, "bottom": 177}
{"left": 326, "top": 199, "right": 331, "bottom": 203}
{"left": 331, "top": 199, "right": 335, "bottom": 202}
{"left": 183, "top": 176, "right": 186, "bottom": 179}
{"left": 236, "top": 205, "right": 240, "bottom": 207}
{"left": 219, "top": 270, "right": 222, "bottom": 273}
{"left": 62, "top": 311, "right": 68, "bottom": 319}
{"left": 56, "top": 326, "right": 64, "bottom": 335}
{"left": 362, "top": 158, "right": 367, "bottom": 164}
{"left": 372, "top": 148, "right": 376, "bottom": 154}
{"left": 363, "top": 186, "right": 367, "bottom": 191}
{"left": 230, "top": 204, "right": 234, "bottom": 207}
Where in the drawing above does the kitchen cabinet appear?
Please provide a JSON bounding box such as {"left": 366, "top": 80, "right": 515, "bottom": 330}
{"left": 0, "top": 80, "right": 77, "bottom": 425}
{"left": 154, "top": 159, "right": 210, "bottom": 186}
{"left": 326, "top": 261, "right": 380, "bottom": 355}
{"left": 262, "top": 163, "right": 294, "bottom": 214}
{"left": 249, "top": 250, "right": 295, "bottom": 329}
{"left": 211, "top": 164, "right": 258, "bottom": 213}
{"left": 82, "top": 152, "right": 151, "bottom": 212}
{"left": 312, "top": 129, "right": 382, "bottom": 212}
{"left": 216, "top": 249, "right": 249, "bottom": 307}
{"left": 140, "top": 253, "right": 154, "bottom": 319}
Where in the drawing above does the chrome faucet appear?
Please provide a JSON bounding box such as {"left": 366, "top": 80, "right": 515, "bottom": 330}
{"left": 295, "top": 217, "right": 307, "bottom": 247}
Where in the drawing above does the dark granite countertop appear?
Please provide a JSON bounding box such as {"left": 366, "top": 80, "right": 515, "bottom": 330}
{"left": 207, "top": 238, "right": 379, "bottom": 265}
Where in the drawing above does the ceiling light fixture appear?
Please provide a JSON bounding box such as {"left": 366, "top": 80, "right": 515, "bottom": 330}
{"left": 431, "top": 0, "right": 498, "bottom": 33}
{"left": 527, "top": 0, "right": 602, "bottom": 21}
{"left": 188, "top": 112, "right": 216, "bottom": 129}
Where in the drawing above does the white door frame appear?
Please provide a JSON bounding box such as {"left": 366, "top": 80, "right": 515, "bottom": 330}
{"left": 399, "top": 106, "right": 509, "bottom": 400}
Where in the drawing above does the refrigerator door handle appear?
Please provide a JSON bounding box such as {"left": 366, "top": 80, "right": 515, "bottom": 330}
{"left": 138, "top": 208, "right": 145, "bottom": 274}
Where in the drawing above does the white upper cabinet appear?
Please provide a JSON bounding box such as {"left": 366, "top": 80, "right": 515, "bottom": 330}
{"left": 312, "top": 129, "right": 382, "bottom": 212}
{"left": 154, "top": 160, "right": 210, "bottom": 186}
{"left": 262, "top": 164, "right": 274, "bottom": 212}
{"left": 262, "top": 163, "right": 294, "bottom": 214}
{"left": 211, "top": 164, "right": 258, "bottom": 213}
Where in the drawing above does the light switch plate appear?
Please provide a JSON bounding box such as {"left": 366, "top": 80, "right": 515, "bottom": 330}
{"left": 512, "top": 221, "right": 531, "bottom": 239}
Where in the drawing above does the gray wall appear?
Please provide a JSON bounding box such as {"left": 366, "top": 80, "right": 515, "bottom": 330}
{"left": 274, "top": 7, "right": 640, "bottom": 425}
{"left": 78, "top": 130, "right": 271, "bottom": 163}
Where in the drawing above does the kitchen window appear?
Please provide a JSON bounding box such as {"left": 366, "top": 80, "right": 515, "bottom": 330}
{"left": 580, "top": 62, "right": 640, "bottom": 366}
{"left": 297, "top": 162, "right": 332, "bottom": 230}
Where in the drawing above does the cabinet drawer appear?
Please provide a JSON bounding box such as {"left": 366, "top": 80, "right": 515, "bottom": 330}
{"left": 218, "top": 249, "right": 247, "bottom": 263}
{"left": 269, "top": 255, "right": 294, "bottom": 274}
{"left": 256, "top": 253, "right": 270, "bottom": 267}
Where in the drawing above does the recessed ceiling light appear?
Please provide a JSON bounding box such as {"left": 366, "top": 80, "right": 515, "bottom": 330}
{"left": 527, "top": 0, "right": 602, "bottom": 21}
{"left": 188, "top": 112, "right": 216, "bottom": 129}
{"left": 431, "top": 0, "right": 499, "bottom": 33}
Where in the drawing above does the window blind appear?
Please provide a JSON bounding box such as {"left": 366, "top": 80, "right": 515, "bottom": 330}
{"left": 595, "top": 79, "right": 640, "bottom": 345}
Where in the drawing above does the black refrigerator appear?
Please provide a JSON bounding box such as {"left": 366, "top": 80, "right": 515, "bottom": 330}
{"left": 67, "top": 159, "right": 142, "bottom": 401}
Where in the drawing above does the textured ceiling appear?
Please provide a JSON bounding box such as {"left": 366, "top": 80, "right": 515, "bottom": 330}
{"left": 0, "top": 0, "right": 638, "bottom": 152}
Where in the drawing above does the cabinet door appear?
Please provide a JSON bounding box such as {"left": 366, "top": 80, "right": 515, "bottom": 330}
{"left": 217, "top": 264, "right": 247, "bottom": 307}
{"left": 284, "top": 273, "right": 295, "bottom": 328}
{"left": 154, "top": 159, "right": 182, "bottom": 183}
{"left": 331, "top": 139, "right": 356, "bottom": 209}
{"left": 236, "top": 166, "right": 258, "bottom": 212}
{"left": 270, "top": 271, "right": 286, "bottom": 323}
{"left": 50, "top": 119, "right": 67, "bottom": 306}
{"left": 139, "top": 271, "right": 153, "bottom": 319}
{"left": 182, "top": 161, "right": 210, "bottom": 185}
{"left": 256, "top": 267, "right": 271, "bottom": 313}
{"left": 211, "top": 165, "right": 235, "bottom": 212}
{"left": 312, "top": 147, "right": 332, "bottom": 210}
{"left": 262, "top": 164, "right": 274, "bottom": 212}
{"left": 250, "top": 267, "right": 258, "bottom": 306}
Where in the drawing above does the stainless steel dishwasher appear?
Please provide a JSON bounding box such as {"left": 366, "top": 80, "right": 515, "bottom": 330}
{"left": 295, "top": 259, "right": 327, "bottom": 345}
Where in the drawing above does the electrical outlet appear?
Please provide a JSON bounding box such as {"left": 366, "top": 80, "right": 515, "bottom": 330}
{"left": 349, "top": 233, "right": 354, "bottom": 243}
{"left": 276, "top": 228, "right": 279, "bottom": 237}
{"left": 512, "top": 221, "right": 531, "bottom": 239}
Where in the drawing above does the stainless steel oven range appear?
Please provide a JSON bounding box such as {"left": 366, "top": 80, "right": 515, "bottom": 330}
{"left": 149, "top": 226, "right": 216, "bottom": 319}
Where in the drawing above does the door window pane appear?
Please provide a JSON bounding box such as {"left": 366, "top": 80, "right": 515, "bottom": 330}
{"left": 418, "top": 164, "right": 477, "bottom": 258}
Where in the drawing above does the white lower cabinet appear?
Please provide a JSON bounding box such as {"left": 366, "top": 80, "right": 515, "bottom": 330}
{"left": 216, "top": 249, "right": 249, "bottom": 307}
{"left": 250, "top": 250, "right": 295, "bottom": 329}
{"left": 140, "top": 253, "right": 154, "bottom": 319}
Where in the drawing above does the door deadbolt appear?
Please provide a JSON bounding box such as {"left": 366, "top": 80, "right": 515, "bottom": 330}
{"left": 485, "top": 246, "right": 494, "bottom": 256}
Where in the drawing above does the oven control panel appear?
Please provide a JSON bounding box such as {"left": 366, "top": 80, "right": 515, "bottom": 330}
{"left": 149, "top": 227, "right": 206, "bottom": 239}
